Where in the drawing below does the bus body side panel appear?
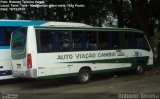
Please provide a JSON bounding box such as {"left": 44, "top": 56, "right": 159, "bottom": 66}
{"left": 0, "top": 49, "right": 13, "bottom": 79}
{"left": 37, "top": 53, "right": 70, "bottom": 77}
{"left": 36, "top": 50, "right": 133, "bottom": 78}
{"left": 148, "top": 50, "right": 153, "bottom": 66}
{"left": 125, "top": 49, "right": 152, "bottom": 68}
{"left": 133, "top": 49, "right": 153, "bottom": 66}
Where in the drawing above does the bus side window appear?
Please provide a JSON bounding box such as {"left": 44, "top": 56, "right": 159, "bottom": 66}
{"left": 99, "top": 32, "right": 108, "bottom": 49}
{"left": 51, "top": 31, "right": 71, "bottom": 51}
{"left": 86, "top": 32, "right": 97, "bottom": 50}
{"left": 134, "top": 34, "right": 150, "bottom": 51}
{"left": 108, "top": 32, "right": 120, "bottom": 49}
{"left": 81, "top": 32, "right": 87, "bottom": 49}
{"left": 72, "top": 31, "right": 84, "bottom": 50}
{"left": 124, "top": 33, "right": 133, "bottom": 49}
{"left": 141, "top": 35, "right": 150, "bottom": 51}
{"left": 61, "top": 31, "right": 71, "bottom": 51}
{"left": 134, "top": 34, "right": 143, "bottom": 49}
{"left": 51, "top": 32, "right": 59, "bottom": 50}
{"left": 39, "top": 30, "right": 52, "bottom": 52}
{"left": 112, "top": 33, "right": 120, "bottom": 49}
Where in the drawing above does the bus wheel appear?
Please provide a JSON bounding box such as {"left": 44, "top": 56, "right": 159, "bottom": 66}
{"left": 78, "top": 69, "right": 91, "bottom": 84}
{"left": 136, "top": 65, "right": 144, "bottom": 74}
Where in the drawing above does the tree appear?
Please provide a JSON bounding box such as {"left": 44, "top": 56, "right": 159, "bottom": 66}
{"left": 130, "top": 0, "right": 160, "bottom": 38}
{"left": 112, "top": 0, "right": 124, "bottom": 27}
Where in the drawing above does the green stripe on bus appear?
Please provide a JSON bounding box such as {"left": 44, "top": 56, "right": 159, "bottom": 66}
{"left": 37, "top": 67, "right": 134, "bottom": 79}
{"left": 60, "top": 56, "right": 149, "bottom": 65}
{"left": 38, "top": 73, "right": 78, "bottom": 79}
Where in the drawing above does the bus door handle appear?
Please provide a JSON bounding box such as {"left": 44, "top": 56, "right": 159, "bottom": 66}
{"left": 67, "top": 65, "right": 73, "bottom": 67}
{"left": 0, "top": 66, "right": 3, "bottom": 68}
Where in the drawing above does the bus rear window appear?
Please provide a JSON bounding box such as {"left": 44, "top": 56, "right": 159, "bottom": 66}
{"left": 11, "top": 28, "right": 27, "bottom": 50}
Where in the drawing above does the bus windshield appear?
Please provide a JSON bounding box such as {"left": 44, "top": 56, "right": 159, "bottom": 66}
{"left": 11, "top": 28, "right": 27, "bottom": 56}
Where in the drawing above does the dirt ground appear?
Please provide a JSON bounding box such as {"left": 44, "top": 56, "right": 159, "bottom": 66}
{"left": 0, "top": 66, "right": 160, "bottom": 99}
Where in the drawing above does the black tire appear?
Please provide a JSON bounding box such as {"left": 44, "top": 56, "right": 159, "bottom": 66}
{"left": 135, "top": 64, "right": 144, "bottom": 74}
{"left": 77, "top": 69, "right": 91, "bottom": 84}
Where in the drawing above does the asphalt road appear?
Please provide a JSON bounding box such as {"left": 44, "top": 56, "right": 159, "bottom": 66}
{"left": 0, "top": 67, "right": 160, "bottom": 99}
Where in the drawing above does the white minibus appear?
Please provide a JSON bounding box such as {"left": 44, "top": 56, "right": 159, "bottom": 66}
{"left": 11, "top": 23, "right": 153, "bottom": 83}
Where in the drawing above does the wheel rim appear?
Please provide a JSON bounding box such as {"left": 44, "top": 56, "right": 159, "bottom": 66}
{"left": 81, "top": 72, "right": 89, "bottom": 81}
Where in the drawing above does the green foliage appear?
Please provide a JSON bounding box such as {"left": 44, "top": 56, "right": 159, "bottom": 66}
{"left": 0, "top": 12, "right": 5, "bottom": 18}
{"left": 152, "top": 33, "right": 160, "bottom": 46}
{"left": 0, "top": 0, "right": 160, "bottom": 35}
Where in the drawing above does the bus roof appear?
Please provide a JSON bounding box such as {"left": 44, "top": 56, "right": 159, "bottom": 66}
{"left": 41, "top": 22, "right": 93, "bottom": 27}
{"left": 34, "top": 26, "right": 143, "bottom": 33}
{"left": 1, "top": 20, "right": 142, "bottom": 33}
{"left": 0, "top": 20, "right": 45, "bottom": 26}
{"left": 0, "top": 20, "right": 93, "bottom": 27}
